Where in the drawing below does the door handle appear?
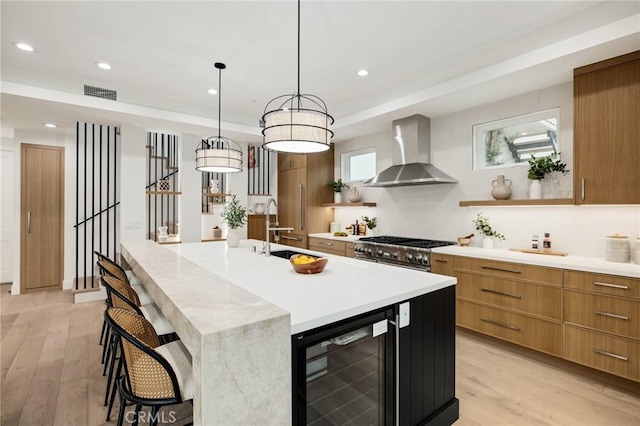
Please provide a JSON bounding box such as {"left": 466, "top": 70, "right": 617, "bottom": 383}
{"left": 27, "top": 211, "right": 31, "bottom": 233}
{"left": 299, "top": 184, "right": 304, "bottom": 230}
{"left": 581, "top": 178, "right": 585, "bottom": 201}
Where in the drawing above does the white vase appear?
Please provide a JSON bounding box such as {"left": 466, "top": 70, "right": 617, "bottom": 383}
{"left": 226, "top": 229, "right": 241, "bottom": 248}
{"left": 367, "top": 227, "right": 376, "bottom": 237}
{"left": 482, "top": 237, "right": 494, "bottom": 249}
{"left": 529, "top": 179, "right": 542, "bottom": 199}
{"left": 334, "top": 192, "right": 342, "bottom": 203}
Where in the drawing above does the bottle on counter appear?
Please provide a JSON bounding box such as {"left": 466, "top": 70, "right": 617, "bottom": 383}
{"left": 543, "top": 233, "right": 551, "bottom": 251}
{"left": 532, "top": 235, "right": 539, "bottom": 250}
{"left": 354, "top": 220, "right": 360, "bottom": 235}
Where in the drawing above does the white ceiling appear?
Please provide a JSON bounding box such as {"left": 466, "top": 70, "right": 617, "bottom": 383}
{"left": 2, "top": 1, "right": 639, "bottom": 143}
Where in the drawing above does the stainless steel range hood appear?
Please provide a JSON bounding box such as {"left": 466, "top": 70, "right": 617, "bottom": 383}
{"left": 363, "top": 115, "right": 457, "bottom": 187}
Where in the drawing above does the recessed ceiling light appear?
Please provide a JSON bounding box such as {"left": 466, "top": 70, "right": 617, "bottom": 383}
{"left": 207, "top": 89, "right": 217, "bottom": 95}
{"left": 357, "top": 69, "right": 369, "bottom": 77}
{"left": 44, "top": 123, "right": 57, "bottom": 128}
{"left": 14, "top": 42, "right": 34, "bottom": 52}
{"left": 96, "top": 62, "right": 112, "bottom": 70}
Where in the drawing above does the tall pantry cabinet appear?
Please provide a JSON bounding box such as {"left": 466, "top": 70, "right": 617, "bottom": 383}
{"left": 573, "top": 50, "right": 640, "bottom": 204}
{"left": 277, "top": 151, "right": 334, "bottom": 248}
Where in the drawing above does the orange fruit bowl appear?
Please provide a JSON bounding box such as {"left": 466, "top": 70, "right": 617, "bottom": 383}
{"left": 289, "top": 254, "right": 329, "bottom": 274}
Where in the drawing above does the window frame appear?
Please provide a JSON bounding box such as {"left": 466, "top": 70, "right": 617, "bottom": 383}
{"left": 340, "top": 146, "right": 377, "bottom": 183}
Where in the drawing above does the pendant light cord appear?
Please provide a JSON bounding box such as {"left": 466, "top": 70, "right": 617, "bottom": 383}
{"left": 218, "top": 65, "right": 222, "bottom": 140}
{"left": 297, "top": 0, "right": 301, "bottom": 98}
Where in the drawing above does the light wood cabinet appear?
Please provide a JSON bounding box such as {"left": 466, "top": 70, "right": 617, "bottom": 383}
{"left": 451, "top": 256, "right": 563, "bottom": 357}
{"left": 439, "top": 253, "right": 640, "bottom": 382}
{"left": 431, "top": 253, "right": 453, "bottom": 276}
{"left": 345, "top": 242, "right": 355, "bottom": 258}
{"left": 573, "top": 50, "right": 640, "bottom": 204}
{"left": 308, "top": 237, "right": 347, "bottom": 256}
{"left": 563, "top": 325, "right": 639, "bottom": 382}
{"left": 277, "top": 151, "right": 334, "bottom": 249}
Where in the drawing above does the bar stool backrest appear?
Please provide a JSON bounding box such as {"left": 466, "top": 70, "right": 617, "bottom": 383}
{"left": 100, "top": 274, "right": 142, "bottom": 313}
{"left": 105, "top": 307, "right": 180, "bottom": 401}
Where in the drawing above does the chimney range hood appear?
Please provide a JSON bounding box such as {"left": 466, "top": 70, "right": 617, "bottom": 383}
{"left": 363, "top": 115, "right": 457, "bottom": 187}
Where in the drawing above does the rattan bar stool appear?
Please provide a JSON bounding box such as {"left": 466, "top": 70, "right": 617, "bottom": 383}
{"left": 105, "top": 307, "right": 193, "bottom": 426}
{"left": 95, "top": 254, "right": 153, "bottom": 305}
{"left": 100, "top": 274, "right": 178, "bottom": 414}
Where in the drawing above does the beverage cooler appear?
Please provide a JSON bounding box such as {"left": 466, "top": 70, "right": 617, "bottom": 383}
{"left": 292, "top": 286, "right": 459, "bottom": 426}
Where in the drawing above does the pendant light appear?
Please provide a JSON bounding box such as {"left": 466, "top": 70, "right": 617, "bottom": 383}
{"left": 195, "top": 62, "right": 243, "bottom": 173}
{"left": 261, "top": 0, "right": 334, "bottom": 154}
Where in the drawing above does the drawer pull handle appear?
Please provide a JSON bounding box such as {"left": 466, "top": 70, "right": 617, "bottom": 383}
{"left": 593, "top": 349, "right": 628, "bottom": 362}
{"left": 481, "top": 265, "right": 522, "bottom": 274}
{"left": 481, "top": 288, "right": 522, "bottom": 299}
{"left": 281, "top": 235, "right": 301, "bottom": 241}
{"left": 480, "top": 317, "right": 521, "bottom": 331}
{"left": 594, "top": 310, "right": 629, "bottom": 321}
{"left": 594, "top": 281, "right": 629, "bottom": 290}
{"left": 320, "top": 242, "right": 333, "bottom": 246}
{"left": 435, "top": 259, "right": 448, "bottom": 263}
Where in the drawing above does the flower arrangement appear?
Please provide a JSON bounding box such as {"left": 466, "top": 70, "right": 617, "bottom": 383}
{"left": 328, "top": 178, "right": 349, "bottom": 193}
{"left": 220, "top": 195, "right": 248, "bottom": 229}
{"left": 361, "top": 215, "right": 377, "bottom": 230}
{"left": 527, "top": 153, "right": 569, "bottom": 180}
{"left": 472, "top": 213, "right": 505, "bottom": 240}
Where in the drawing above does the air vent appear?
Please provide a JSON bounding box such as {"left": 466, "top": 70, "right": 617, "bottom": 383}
{"left": 84, "top": 84, "right": 117, "bottom": 101}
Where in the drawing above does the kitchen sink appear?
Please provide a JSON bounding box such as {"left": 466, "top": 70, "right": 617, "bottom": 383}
{"left": 269, "top": 250, "right": 306, "bottom": 260}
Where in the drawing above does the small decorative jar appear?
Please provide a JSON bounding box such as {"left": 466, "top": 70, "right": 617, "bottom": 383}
{"left": 491, "top": 175, "right": 512, "bottom": 200}
{"left": 605, "top": 234, "right": 630, "bottom": 263}
{"left": 348, "top": 187, "right": 362, "bottom": 203}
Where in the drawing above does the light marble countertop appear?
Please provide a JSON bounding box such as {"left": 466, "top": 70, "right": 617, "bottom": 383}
{"left": 432, "top": 245, "right": 640, "bottom": 278}
{"left": 308, "top": 232, "right": 364, "bottom": 242}
{"left": 164, "top": 239, "right": 456, "bottom": 334}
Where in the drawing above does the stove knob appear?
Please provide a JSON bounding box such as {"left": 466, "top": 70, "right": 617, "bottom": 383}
{"left": 377, "top": 250, "right": 383, "bottom": 256}
{"left": 392, "top": 253, "right": 398, "bottom": 259}
{"left": 367, "top": 248, "right": 372, "bottom": 255}
{"left": 406, "top": 253, "right": 413, "bottom": 261}
{"left": 415, "top": 254, "right": 423, "bottom": 262}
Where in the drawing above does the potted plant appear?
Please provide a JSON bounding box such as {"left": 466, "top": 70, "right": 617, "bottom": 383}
{"left": 220, "top": 194, "right": 248, "bottom": 248}
{"left": 527, "top": 153, "right": 569, "bottom": 199}
{"left": 472, "top": 213, "right": 505, "bottom": 249}
{"left": 328, "top": 179, "right": 349, "bottom": 203}
{"left": 361, "top": 216, "right": 377, "bottom": 236}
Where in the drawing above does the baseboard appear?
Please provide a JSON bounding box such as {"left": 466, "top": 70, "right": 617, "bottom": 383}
{"left": 73, "top": 286, "right": 106, "bottom": 304}
{"left": 63, "top": 278, "right": 74, "bottom": 289}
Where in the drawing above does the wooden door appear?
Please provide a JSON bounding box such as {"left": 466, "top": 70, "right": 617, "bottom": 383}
{"left": 20, "top": 144, "right": 64, "bottom": 292}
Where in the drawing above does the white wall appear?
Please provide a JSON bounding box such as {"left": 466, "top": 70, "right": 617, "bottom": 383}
{"left": 333, "top": 82, "right": 640, "bottom": 258}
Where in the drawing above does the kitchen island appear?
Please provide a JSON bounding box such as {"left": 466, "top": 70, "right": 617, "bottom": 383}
{"left": 121, "top": 239, "right": 457, "bottom": 425}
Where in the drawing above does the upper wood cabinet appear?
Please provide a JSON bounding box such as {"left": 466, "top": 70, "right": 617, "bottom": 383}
{"left": 573, "top": 50, "right": 640, "bottom": 204}
{"left": 278, "top": 153, "right": 307, "bottom": 171}
{"left": 277, "top": 151, "right": 334, "bottom": 248}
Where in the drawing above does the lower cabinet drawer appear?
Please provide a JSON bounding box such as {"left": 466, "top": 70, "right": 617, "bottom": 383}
{"left": 345, "top": 242, "right": 355, "bottom": 258}
{"left": 563, "top": 325, "right": 639, "bottom": 382}
{"left": 564, "top": 289, "right": 639, "bottom": 340}
{"left": 457, "top": 299, "right": 562, "bottom": 357}
{"left": 280, "top": 234, "right": 307, "bottom": 249}
{"left": 456, "top": 271, "right": 561, "bottom": 320}
{"left": 308, "top": 237, "right": 346, "bottom": 256}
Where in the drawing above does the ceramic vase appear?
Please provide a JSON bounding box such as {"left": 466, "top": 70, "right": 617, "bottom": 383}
{"left": 226, "top": 229, "right": 240, "bottom": 248}
{"left": 334, "top": 192, "right": 342, "bottom": 204}
{"left": 348, "top": 187, "right": 362, "bottom": 203}
{"left": 491, "top": 175, "right": 512, "bottom": 200}
{"left": 529, "top": 179, "right": 542, "bottom": 199}
{"left": 209, "top": 179, "right": 219, "bottom": 194}
{"left": 482, "top": 237, "right": 494, "bottom": 249}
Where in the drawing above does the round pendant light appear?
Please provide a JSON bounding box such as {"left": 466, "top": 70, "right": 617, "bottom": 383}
{"left": 261, "top": 0, "right": 334, "bottom": 154}
{"left": 196, "top": 62, "right": 243, "bottom": 173}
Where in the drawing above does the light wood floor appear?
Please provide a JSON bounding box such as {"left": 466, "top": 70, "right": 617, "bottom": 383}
{"left": 1, "top": 285, "right": 638, "bottom": 425}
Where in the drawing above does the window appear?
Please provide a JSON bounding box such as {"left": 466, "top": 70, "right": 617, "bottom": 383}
{"left": 472, "top": 108, "right": 560, "bottom": 170}
{"left": 341, "top": 147, "right": 376, "bottom": 182}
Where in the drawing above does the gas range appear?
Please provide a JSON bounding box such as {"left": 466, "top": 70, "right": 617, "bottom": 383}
{"left": 354, "top": 236, "right": 455, "bottom": 271}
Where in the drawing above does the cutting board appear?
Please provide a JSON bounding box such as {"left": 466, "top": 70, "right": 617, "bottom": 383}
{"left": 509, "top": 248, "right": 568, "bottom": 257}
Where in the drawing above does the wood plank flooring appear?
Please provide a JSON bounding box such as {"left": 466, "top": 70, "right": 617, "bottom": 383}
{"left": 1, "top": 284, "right": 638, "bottom": 425}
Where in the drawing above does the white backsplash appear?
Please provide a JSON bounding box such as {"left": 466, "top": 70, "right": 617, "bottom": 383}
{"left": 333, "top": 82, "right": 640, "bottom": 259}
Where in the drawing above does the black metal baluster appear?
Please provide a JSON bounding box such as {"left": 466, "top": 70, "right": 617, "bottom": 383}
{"left": 75, "top": 122, "right": 79, "bottom": 290}
{"left": 91, "top": 124, "right": 96, "bottom": 289}
{"left": 113, "top": 126, "right": 117, "bottom": 258}
{"left": 99, "top": 125, "right": 103, "bottom": 260}
{"left": 83, "top": 122, "right": 87, "bottom": 289}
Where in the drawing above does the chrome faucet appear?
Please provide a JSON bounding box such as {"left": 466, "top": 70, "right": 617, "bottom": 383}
{"left": 264, "top": 198, "right": 294, "bottom": 256}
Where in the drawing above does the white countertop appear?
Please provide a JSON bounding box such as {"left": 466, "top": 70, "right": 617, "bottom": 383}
{"left": 308, "top": 232, "right": 363, "bottom": 242}
{"left": 164, "top": 239, "right": 456, "bottom": 334}
{"left": 432, "top": 245, "right": 640, "bottom": 278}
